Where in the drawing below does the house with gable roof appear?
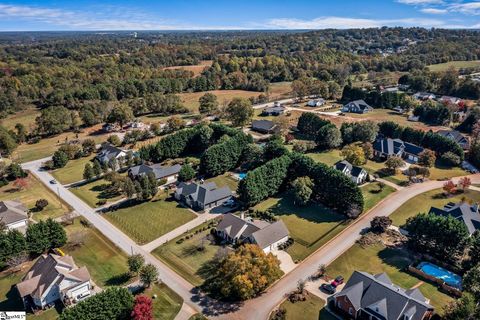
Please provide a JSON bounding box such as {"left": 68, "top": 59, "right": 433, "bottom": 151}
{"left": 174, "top": 181, "right": 232, "bottom": 210}
{"left": 429, "top": 201, "right": 480, "bottom": 236}
{"left": 0, "top": 200, "right": 28, "bottom": 232}
{"left": 342, "top": 100, "right": 373, "bottom": 114}
{"left": 329, "top": 271, "right": 434, "bottom": 320}
{"left": 16, "top": 253, "right": 92, "bottom": 309}
{"left": 333, "top": 160, "right": 368, "bottom": 185}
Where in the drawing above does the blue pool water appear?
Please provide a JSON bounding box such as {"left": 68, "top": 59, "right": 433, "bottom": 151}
{"left": 238, "top": 173, "right": 247, "bottom": 180}
{"left": 418, "top": 262, "right": 462, "bottom": 288}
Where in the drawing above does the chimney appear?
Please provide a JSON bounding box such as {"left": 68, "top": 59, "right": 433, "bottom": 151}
{"left": 240, "top": 212, "right": 245, "bottom": 220}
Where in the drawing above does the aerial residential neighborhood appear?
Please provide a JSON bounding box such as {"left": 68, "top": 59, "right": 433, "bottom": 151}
{"left": 1, "top": 1, "right": 480, "bottom": 320}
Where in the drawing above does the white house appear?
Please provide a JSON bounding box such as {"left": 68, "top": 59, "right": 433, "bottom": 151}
{"left": 95, "top": 143, "right": 129, "bottom": 165}
{"left": 216, "top": 213, "right": 289, "bottom": 253}
{"left": 333, "top": 160, "right": 368, "bottom": 185}
{"left": 306, "top": 99, "right": 326, "bottom": 107}
{"left": 0, "top": 200, "right": 28, "bottom": 232}
{"left": 16, "top": 254, "right": 92, "bottom": 309}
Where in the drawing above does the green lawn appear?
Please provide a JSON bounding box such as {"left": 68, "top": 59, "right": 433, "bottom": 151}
{"left": 51, "top": 154, "right": 95, "bottom": 185}
{"left": 105, "top": 192, "right": 197, "bottom": 245}
{"left": 0, "top": 174, "right": 69, "bottom": 221}
{"left": 305, "top": 150, "right": 342, "bottom": 166}
{"left": 254, "top": 194, "right": 348, "bottom": 262}
{"left": 428, "top": 60, "right": 480, "bottom": 72}
{"left": 327, "top": 243, "right": 453, "bottom": 314}
{"left": 145, "top": 283, "right": 183, "bottom": 320}
{"left": 275, "top": 294, "right": 335, "bottom": 320}
{"left": 206, "top": 173, "right": 239, "bottom": 191}
{"left": 390, "top": 188, "right": 480, "bottom": 227}
{"left": 0, "top": 267, "right": 28, "bottom": 311}
{"left": 70, "top": 178, "right": 124, "bottom": 208}
{"left": 63, "top": 219, "right": 130, "bottom": 287}
{"left": 153, "top": 221, "right": 222, "bottom": 286}
{"left": 361, "top": 182, "right": 396, "bottom": 211}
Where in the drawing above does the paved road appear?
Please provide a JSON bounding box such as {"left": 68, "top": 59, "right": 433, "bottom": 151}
{"left": 212, "top": 174, "right": 480, "bottom": 320}
{"left": 252, "top": 98, "right": 297, "bottom": 109}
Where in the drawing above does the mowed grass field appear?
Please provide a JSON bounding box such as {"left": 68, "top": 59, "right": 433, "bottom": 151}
{"left": 0, "top": 174, "right": 69, "bottom": 221}
{"left": 390, "top": 188, "right": 480, "bottom": 227}
{"left": 0, "top": 107, "right": 40, "bottom": 131}
{"left": 254, "top": 194, "right": 348, "bottom": 261}
{"left": 428, "top": 60, "right": 480, "bottom": 72}
{"left": 70, "top": 178, "right": 125, "bottom": 208}
{"left": 104, "top": 192, "right": 196, "bottom": 244}
{"left": 153, "top": 221, "right": 221, "bottom": 286}
{"left": 51, "top": 154, "right": 95, "bottom": 185}
{"left": 148, "top": 283, "right": 183, "bottom": 320}
{"left": 63, "top": 219, "right": 130, "bottom": 287}
{"left": 327, "top": 243, "right": 453, "bottom": 314}
{"left": 274, "top": 295, "right": 336, "bottom": 320}
{"left": 361, "top": 182, "right": 396, "bottom": 211}
{"left": 162, "top": 60, "right": 213, "bottom": 77}
{"left": 205, "top": 173, "right": 239, "bottom": 191}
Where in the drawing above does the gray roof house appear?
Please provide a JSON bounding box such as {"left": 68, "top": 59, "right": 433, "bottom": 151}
{"left": 437, "top": 130, "right": 470, "bottom": 150}
{"left": 216, "top": 213, "right": 289, "bottom": 253}
{"left": 329, "top": 271, "right": 434, "bottom": 320}
{"left": 128, "top": 163, "right": 181, "bottom": 183}
{"left": 251, "top": 120, "right": 278, "bottom": 134}
{"left": 413, "top": 92, "right": 436, "bottom": 101}
{"left": 429, "top": 202, "right": 480, "bottom": 235}
{"left": 95, "top": 143, "right": 128, "bottom": 164}
{"left": 16, "top": 254, "right": 92, "bottom": 309}
{"left": 262, "top": 106, "right": 286, "bottom": 116}
{"left": 373, "top": 138, "right": 424, "bottom": 163}
{"left": 0, "top": 200, "right": 28, "bottom": 232}
{"left": 333, "top": 160, "right": 368, "bottom": 185}
{"left": 174, "top": 181, "right": 232, "bottom": 210}
{"left": 342, "top": 100, "right": 373, "bottom": 114}
{"left": 306, "top": 99, "right": 326, "bottom": 107}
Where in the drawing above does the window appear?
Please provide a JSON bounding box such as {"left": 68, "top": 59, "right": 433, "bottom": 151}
{"left": 337, "top": 300, "right": 342, "bottom": 309}
{"left": 349, "top": 307, "right": 354, "bottom": 315}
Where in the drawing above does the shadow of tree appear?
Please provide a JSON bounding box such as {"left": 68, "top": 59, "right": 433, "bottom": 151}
{"left": 104, "top": 272, "right": 132, "bottom": 286}
{"left": 377, "top": 247, "right": 414, "bottom": 272}
{"left": 0, "top": 284, "right": 24, "bottom": 311}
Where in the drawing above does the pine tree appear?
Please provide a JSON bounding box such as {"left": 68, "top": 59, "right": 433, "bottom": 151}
{"left": 83, "top": 163, "right": 94, "bottom": 181}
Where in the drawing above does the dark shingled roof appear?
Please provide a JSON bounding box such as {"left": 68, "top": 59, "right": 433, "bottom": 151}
{"left": 429, "top": 202, "right": 480, "bottom": 235}
{"left": 251, "top": 120, "right": 277, "bottom": 132}
{"left": 333, "top": 271, "right": 433, "bottom": 320}
{"left": 176, "top": 182, "right": 232, "bottom": 206}
{"left": 128, "top": 163, "right": 181, "bottom": 180}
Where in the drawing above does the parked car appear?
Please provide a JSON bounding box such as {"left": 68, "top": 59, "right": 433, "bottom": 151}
{"left": 223, "top": 199, "right": 236, "bottom": 208}
{"left": 331, "top": 276, "right": 344, "bottom": 287}
{"left": 320, "top": 283, "right": 336, "bottom": 294}
{"left": 49, "top": 179, "right": 57, "bottom": 184}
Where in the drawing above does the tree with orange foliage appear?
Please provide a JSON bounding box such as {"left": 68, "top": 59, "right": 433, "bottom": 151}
{"left": 13, "top": 177, "right": 28, "bottom": 190}
{"left": 443, "top": 180, "right": 456, "bottom": 196}
{"left": 459, "top": 176, "right": 472, "bottom": 192}
{"left": 131, "top": 295, "right": 153, "bottom": 320}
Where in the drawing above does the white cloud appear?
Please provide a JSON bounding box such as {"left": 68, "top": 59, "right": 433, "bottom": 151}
{"left": 264, "top": 16, "right": 446, "bottom": 29}
{"left": 397, "top": 0, "right": 444, "bottom": 4}
{"left": 448, "top": 2, "right": 480, "bottom": 15}
{"left": 420, "top": 8, "right": 448, "bottom": 14}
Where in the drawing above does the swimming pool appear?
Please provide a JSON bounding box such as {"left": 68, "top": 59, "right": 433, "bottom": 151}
{"left": 417, "top": 262, "right": 462, "bottom": 289}
{"left": 238, "top": 173, "right": 247, "bottom": 180}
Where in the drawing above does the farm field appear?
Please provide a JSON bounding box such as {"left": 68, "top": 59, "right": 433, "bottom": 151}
{"left": 0, "top": 107, "right": 40, "bottom": 131}
{"left": 104, "top": 192, "right": 197, "bottom": 244}
{"left": 70, "top": 178, "right": 124, "bottom": 208}
{"left": 0, "top": 174, "right": 69, "bottom": 221}
{"left": 51, "top": 154, "right": 95, "bottom": 185}
{"left": 12, "top": 124, "right": 109, "bottom": 163}
{"left": 390, "top": 188, "right": 480, "bottom": 227}
{"left": 326, "top": 243, "right": 453, "bottom": 314}
{"left": 274, "top": 295, "right": 336, "bottom": 320}
{"left": 63, "top": 219, "right": 130, "bottom": 287}
{"left": 153, "top": 220, "right": 221, "bottom": 286}
{"left": 268, "top": 81, "right": 292, "bottom": 100}
{"left": 361, "top": 182, "right": 396, "bottom": 211}
{"left": 428, "top": 60, "right": 480, "bottom": 72}
{"left": 162, "top": 60, "right": 212, "bottom": 76}
{"left": 254, "top": 194, "right": 348, "bottom": 261}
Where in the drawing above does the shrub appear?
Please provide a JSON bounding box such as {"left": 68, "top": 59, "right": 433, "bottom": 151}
{"left": 35, "top": 199, "right": 49, "bottom": 211}
{"left": 441, "top": 152, "right": 462, "bottom": 166}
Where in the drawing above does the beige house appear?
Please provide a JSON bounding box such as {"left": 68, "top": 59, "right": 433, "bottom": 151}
{"left": 0, "top": 200, "right": 28, "bottom": 232}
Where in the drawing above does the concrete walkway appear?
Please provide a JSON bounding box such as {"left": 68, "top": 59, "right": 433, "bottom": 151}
{"left": 271, "top": 249, "right": 296, "bottom": 274}
{"left": 141, "top": 212, "right": 219, "bottom": 252}
{"left": 375, "top": 177, "right": 404, "bottom": 191}
{"left": 174, "top": 303, "right": 198, "bottom": 320}
{"left": 469, "top": 185, "right": 480, "bottom": 192}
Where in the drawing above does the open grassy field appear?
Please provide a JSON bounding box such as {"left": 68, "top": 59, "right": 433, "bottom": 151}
{"left": 162, "top": 60, "right": 212, "bottom": 77}
{"left": 13, "top": 124, "right": 110, "bottom": 163}
{"left": 428, "top": 60, "right": 480, "bottom": 72}
{"left": 0, "top": 174, "right": 69, "bottom": 221}
{"left": 361, "top": 182, "right": 396, "bottom": 211}
{"left": 70, "top": 178, "right": 124, "bottom": 208}
{"left": 254, "top": 194, "right": 348, "bottom": 261}
{"left": 51, "top": 154, "right": 95, "bottom": 185}
{"left": 274, "top": 295, "right": 336, "bottom": 320}
{"left": 268, "top": 81, "right": 292, "bottom": 100}
{"left": 153, "top": 221, "right": 221, "bottom": 286}
{"left": 0, "top": 107, "right": 40, "bottom": 131}
{"left": 179, "top": 90, "right": 263, "bottom": 112}
{"left": 105, "top": 192, "right": 197, "bottom": 245}
{"left": 147, "top": 283, "right": 183, "bottom": 320}
{"left": 327, "top": 243, "right": 453, "bottom": 314}
{"left": 63, "top": 219, "right": 130, "bottom": 287}
{"left": 390, "top": 188, "right": 480, "bottom": 227}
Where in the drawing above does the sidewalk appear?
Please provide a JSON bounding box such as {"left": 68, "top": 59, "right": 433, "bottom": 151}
{"left": 141, "top": 212, "right": 219, "bottom": 252}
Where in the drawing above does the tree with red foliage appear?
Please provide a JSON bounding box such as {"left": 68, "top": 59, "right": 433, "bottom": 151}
{"left": 443, "top": 180, "right": 456, "bottom": 196}
{"left": 131, "top": 295, "right": 153, "bottom": 320}
{"left": 13, "top": 178, "right": 28, "bottom": 190}
{"left": 459, "top": 176, "right": 472, "bottom": 192}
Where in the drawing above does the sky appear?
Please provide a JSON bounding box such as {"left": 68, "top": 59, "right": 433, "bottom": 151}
{"left": 0, "top": 0, "right": 479, "bottom": 31}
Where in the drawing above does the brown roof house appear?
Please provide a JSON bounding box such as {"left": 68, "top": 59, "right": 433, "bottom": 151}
{"left": 328, "top": 271, "right": 434, "bottom": 320}
{"left": 0, "top": 200, "right": 28, "bottom": 232}
{"left": 16, "top": 254, "right": 92, "bottom": 310}
{"left": 216, "top": 213, "right": 289, "bottom": 253}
